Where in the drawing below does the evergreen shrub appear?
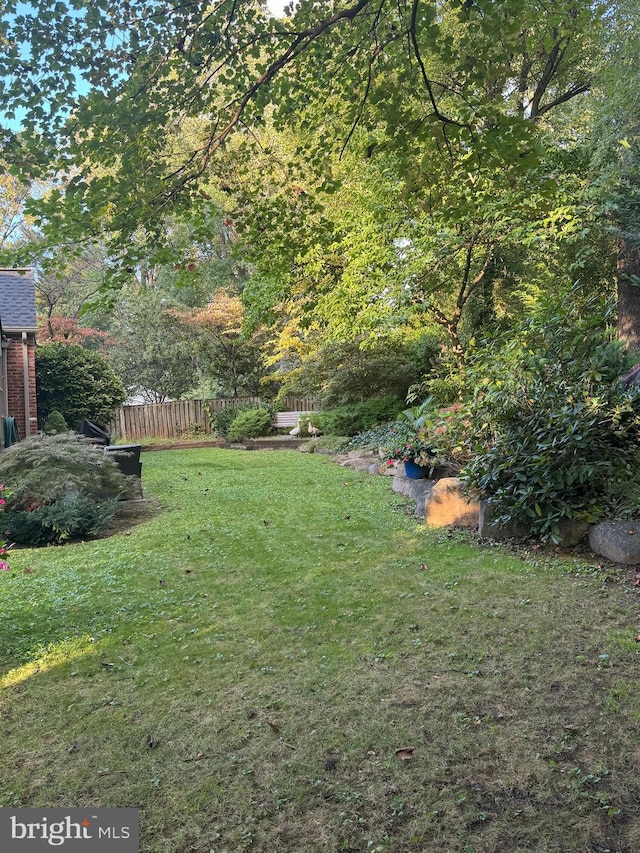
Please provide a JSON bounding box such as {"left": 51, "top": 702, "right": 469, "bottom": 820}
{"left": 5, "top": 496, "right": 117, "bottom": 545}
{"left": 43, "top": 410, "right": 69, "bottom": 435}
{"left": 0, "top": 434, "right": 131, "bottom": 546}
{"left": 227, "top": 408, "right": 272, "bottom": 442}
{"left": 36, "top": 343, "right": 124, "bottom": 428}
{"left": 208, "top": 401, "right": 275, "bottom": 437}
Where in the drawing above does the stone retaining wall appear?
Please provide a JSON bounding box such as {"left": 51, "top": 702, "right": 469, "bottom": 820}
{"left": 327, "top": 449, "right": 640, "bottom": 564}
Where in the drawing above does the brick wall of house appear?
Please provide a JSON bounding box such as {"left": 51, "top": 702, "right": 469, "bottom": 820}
{"left": 6, "top": 333, "right": 37, "bottom": 439}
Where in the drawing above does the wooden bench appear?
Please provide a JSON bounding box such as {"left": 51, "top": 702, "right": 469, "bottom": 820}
{"left": 273, "top": 411, "right": 312, "bottom": 430}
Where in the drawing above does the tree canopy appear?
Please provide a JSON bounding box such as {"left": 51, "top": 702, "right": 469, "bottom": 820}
{"left": 0, "top": 0, "right": 599, "bottom": 271}
{"left": 1, "top": 0, "right": 637, "bottom": 401}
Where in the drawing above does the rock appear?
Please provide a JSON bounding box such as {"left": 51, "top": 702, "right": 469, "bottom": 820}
{"left": 480, "top": 502, "right": 589, "bottom": 545}
{"left": 425, "top": 478, "right": 480, "bottom": 528}
{"left": 588, "top": 521, "right": 640, "bottom": 564}
{"left": 555, "top": 519, "right": 590, "bottom": 547}
{"left": 392, "top": 465, "right": 434, "bottom": 516}
{"left": 333, "top": 450, "right": 381, "bottom": 474}
{"left": 479, "top": 501, "right": 530, "bottom": 540}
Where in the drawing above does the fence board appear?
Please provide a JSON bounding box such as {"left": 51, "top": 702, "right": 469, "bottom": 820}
{"left": 109, "top": 396, "right": 317, "bottom": 441}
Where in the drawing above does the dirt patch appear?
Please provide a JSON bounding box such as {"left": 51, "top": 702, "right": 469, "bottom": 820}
{"left": 99, "top": 498, "right": 163, "bottom": 537}
{"left": 141, "top": 439, "right": 226, "bottom": 451}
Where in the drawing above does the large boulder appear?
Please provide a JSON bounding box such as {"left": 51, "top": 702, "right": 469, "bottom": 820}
{"left": 588, "top": 521, "right": 640, "bottom": 564}
{"left": 424, "top": 478, "right": 480, "bottom": 528}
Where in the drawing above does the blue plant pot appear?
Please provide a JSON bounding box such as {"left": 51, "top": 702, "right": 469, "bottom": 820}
{"left": 404, "top": 460, "right": 429, "bottom": 479}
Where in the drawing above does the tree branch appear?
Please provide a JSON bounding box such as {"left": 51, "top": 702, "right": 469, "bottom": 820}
{"left": 160, "top": 0, "right": 375, "bottom": 203}
{"left": 408, "top": 0, "right": 467, "bottom": 131}
{"left": 534, "top": 81, "right": 590, "bottom": 117}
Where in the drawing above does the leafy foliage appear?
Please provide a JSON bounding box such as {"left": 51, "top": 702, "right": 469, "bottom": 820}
{"left": 319, "top": 396, "right": 403, "bottom": 436}
{"left": 0, "top": 433, "right": 128, "bottom": 546}
{"left": 460, "top": 290, "right": 640, "bottom": 541}
{"left": 226, "top": 408, "right": 273, "bottom": 442}
{"left": 270, "top": 331, "right": 442, "bottom": 408}
{"left": 36, "top": 343, "right": 125, "bottom": 429}
{"left": 0, "top": 433, "right": 130, "bottom": 512}
{"left": 207, "top": 400, "right": 273, "bottom": 438}
{"left": 170, "top": 288, "right": 269, "bottom": 397}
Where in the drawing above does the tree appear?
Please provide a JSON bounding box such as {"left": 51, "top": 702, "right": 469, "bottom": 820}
{"left": 0, "top": 170, "right": 40, "bottom": 248}
{"left": 36, "top": 343, "right": 125, "bottom": 428}
{"left": 36, "top": 316, "right": 114, "bottom": 350}
{"left": 0, "top": 0, "right": 599, "bottom": 281}
{"left": 170, "top": 288, "right": 269, "bottom": 397}
{"left": 586, "top": 0, "right": 640, "bottom": 353}
{"left": 107, "top": 288, "right": 200, "bottom": 401}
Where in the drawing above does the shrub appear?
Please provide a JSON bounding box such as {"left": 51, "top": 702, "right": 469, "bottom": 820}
{"left": 43, "top": 409, "right": 69, "bottom": 435}
{"left": 0, "top": 433, "right": 131, "bottom": 512}
{"left": 423, "top": 375, "right": 465, "bottom": 407}
{"left": 5, "top": 496, "right": 117, "bottom": 546}
{"left": 276, "top": 333, "right": 442, "bottom": 408}
{"left": 207, "top": 401, "right": 275, "bottom": 437}
{"left": 36, "top": 342, "right": 125, "bottom": 429}
{"left": 0, "top": 434, "right": 130, "bottom": 547}
{"left": 227, "top": 408, "right": 272, "bottom": 442}
{"left": 320, "top": 395, "right": 404, "bottom": 436}
{"left": 459, "top": 288, "right": 640, "bottom": 541}
{"left": 338, "top": 422, "right": 410, "bottom": 453}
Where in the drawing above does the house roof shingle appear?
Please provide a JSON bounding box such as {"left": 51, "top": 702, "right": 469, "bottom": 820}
{"left": 0, "top": 269, "right": 37, "bottom": 332}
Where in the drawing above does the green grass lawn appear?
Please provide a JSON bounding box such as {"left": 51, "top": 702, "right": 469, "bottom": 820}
{"left": 1, "top": 448, "right": 639, "bottom": 853}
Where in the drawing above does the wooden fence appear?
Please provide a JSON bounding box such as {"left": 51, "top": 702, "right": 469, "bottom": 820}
{"left": 109, "top": 396, "right": 318, "bottom": 441}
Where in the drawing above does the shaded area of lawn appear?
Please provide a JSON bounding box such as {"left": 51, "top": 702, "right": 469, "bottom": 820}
{"left": 1, "top": 449, "right": 639, "bottom": 852}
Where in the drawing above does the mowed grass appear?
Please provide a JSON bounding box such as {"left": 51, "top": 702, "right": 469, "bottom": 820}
{"left": 1, "top": 448, "right": 640, "bottom": 853}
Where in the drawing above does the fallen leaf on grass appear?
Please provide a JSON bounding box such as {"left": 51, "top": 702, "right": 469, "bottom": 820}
{"left": 395, "top": 747, "right": 414, "bottom": 760}
{"left": 267, "top": 719, "right": 280, "bottom": 733}
{"left": 184, "top": 751, "right": 207, "bottom": 762}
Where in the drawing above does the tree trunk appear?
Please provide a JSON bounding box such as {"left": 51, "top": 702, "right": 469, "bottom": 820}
{"left": 617, "top": 238, "right": 640, "bottom": 356}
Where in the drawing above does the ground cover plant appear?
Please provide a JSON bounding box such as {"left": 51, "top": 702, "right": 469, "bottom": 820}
{"left": 1, "top": 449, "right": 639, "bottom": 852}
